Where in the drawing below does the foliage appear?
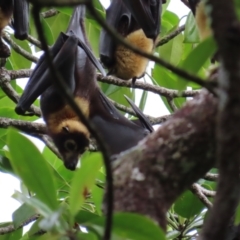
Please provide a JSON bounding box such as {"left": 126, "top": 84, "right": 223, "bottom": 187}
{"left": 0, "top": 0, "right": 218, "bottom": 239}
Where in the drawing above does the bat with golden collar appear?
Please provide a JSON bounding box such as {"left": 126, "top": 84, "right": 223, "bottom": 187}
{"left": 16, "top": 5, "right": 153, "bottom": 170}
{"left": 99, "top": 0, "right": 163, "bottom": 85}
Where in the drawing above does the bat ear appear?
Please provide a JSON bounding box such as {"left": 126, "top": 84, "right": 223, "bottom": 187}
{"left": 77, "top": 38, "right": 106, "bottom": 76}
{"left": 62, "top": 126, "right": 69, "bottom": 133}
{"left": 124, "top": 95, "right": 154, "bottom": 133}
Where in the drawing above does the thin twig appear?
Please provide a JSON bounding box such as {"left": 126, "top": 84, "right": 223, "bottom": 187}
{"left": 204, "top": 173, "right": 218, "bottom": 181}
{"left": 191, "top": 183, "right": 212, "bottom": 209}
{"left": 2, "top": 33, "right": 38, "bottom": 63}
{"left": 0, "top": 215, "right": 39, "bottom": 235}
{"left": 41, "top": 9, "right": 59, "bottom": 18}
{"left": 166, "top": 97, "right": 178, "bottom": 112}
{"left": 0, "top": 71, "right": 41, "bottom": 116}
{"left": 27, "top": 35, "right": 42, "bottom": 49}
{"left": 156, "top": 25, "right": 186, "bottom": 47}
{"left": 97, "top": 74, "right": 200, "bottom": 98}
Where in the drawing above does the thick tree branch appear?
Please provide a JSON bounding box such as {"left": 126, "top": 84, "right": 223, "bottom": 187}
{"left": 199, "top": 0, "right": 240, "bottom": 239}
{"left": 110, "top": 91, "right": 217, "bottom": 229}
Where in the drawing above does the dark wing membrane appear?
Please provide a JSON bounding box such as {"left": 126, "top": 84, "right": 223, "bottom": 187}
{"left": 15, "top": 33, "right": 67, "bottom": 114}
{"left": 67, "top": 6, "right": 105, "bottom": 75}
{"left": 13, "top": 0, "right": 29, "bottom": 40}
{"left": 124, "top": 95, "right": 154, "bottom": 133}
{"left": 91, "top": 91, "right": 150, "bottom": 155}
{"left": 99, "top": 0, "right": 132, "bottom": 67}
{"left": 122, "top": 0, "right": 161, "bottom": 39}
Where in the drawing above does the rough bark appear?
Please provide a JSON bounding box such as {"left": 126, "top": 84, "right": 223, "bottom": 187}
{"left": 111, "top": 91, "right": 217, "bottom": 229}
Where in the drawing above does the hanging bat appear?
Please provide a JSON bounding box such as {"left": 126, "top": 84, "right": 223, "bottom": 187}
{"left": 0, "top": 0, "right": 13, "bottom": 58}
{"left": 188, "top": 0, "right": 212, "bottom": 41}
{"left": 0, "top": 0, "right": 29, "bottom": 58}
{"left": 12, "top": 0, "right": 29, "bottom": 40}
{"left": 188, "top": 0, "right": 219, "bottom": 62}
{"left": 16, "top": 5, "right": 153, "bottom": 171}
{"left": 99, "top": 0, "right": 162, "bottom": 86}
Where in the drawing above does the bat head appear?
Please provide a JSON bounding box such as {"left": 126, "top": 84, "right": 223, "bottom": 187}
{"left": 50, "top": 120, "right": 90, "bottom": 171}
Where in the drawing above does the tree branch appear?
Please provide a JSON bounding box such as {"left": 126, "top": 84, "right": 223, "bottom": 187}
{"left": 110, "top": 91, "right": 217, "bottom": 230}
{"left": 2, "top": 33, "right": 39, "bottom": 63}
{"left": 199, "top": 0, "right": 240, "bottom": 239}
{"left": 97, "top": 74, "right": 200, "bottom": 98}
{"left": 156, "top": 25, "right": 186, "bottom": 47}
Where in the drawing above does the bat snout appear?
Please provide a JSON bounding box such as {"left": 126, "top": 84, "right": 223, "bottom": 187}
{"left": 64, "top": 158, "right": 78, "bottom": 171}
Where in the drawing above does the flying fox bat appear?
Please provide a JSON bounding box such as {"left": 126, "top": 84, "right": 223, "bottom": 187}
{"left": 15, "top": 5, "right": 153, "bottom": 171}
{"left": 12, "top": 0, "right": 29, "bottom": 40}
{"left": 188, "top": 0, "right": 211, "bottom": 41}
{"left": 0, "top": 0, "right": 13, "bottom": 58}
{"left": 0, "top": 0, "right": 29, "bottom": 58}
{"left": 99, "top": 0, "right": 162, "bottom": 86}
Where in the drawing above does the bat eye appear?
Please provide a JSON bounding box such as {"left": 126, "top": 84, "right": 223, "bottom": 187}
{"left": 64, "top": 139, "right": 77, "bottom": 152}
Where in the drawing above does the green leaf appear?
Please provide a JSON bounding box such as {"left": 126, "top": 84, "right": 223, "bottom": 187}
{"left": 41, "top": 18, "right": 54, "bottom": 45}
{"left": 69, "top": 152, "right": 103, "bottom": 216}
{"left": 166, "top": 230, "right": 181, "bottom": 239}
{"left": 178, "top": 37, "right": 217, "bottom": 77}
{"left": 184, "top": 12, "right": 200, "bottom": 43}
{"left": 7, "top": 128, "right": 58, "bottom": 210}
{"left": 158, "top": 33, "right": 183, "bottom": 65}
{"left": 12, "top": 203, "right": 37, "bottom": 229}
{"left": 235, "top": 203, "right": 240, "bottom": 225}
{"left": 88, "top": 213, "right": 166, "bottom": 240}
{"left": 77, "top": 232, "right": 99, "bottom": 240}
{"left": 174, "top": 190, "right": 205, "bottom": 219}
{"left": 75, "top": 210, "right": 99, "bottom": 224}
{"left": 9, "top": 36, "right": 32, "bottom": 70}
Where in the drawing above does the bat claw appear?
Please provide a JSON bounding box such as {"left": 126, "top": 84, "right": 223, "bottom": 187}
{"left": 131, "top": 78, "right": 137, "bottom": 88}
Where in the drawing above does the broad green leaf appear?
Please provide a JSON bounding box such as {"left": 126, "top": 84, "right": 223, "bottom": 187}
{"left": 69, "top": 152, "right": 103, "bottom": 216}
{"left": 75, "top": 210, "right": 99, "bottom": 224}
{"left": 162, "top": 11, "right": 179, "bottom": 28}
{"left": 158, "top": 33, "right": 183, "bottom": 65}
{"left": 89, "top": 213, "right": 166, "bottom": 240}
{"left": 44, "top": 12, "right": 70, "bottom": 42}
{"left": 12, "top": 203, "right": 37, "bottom": 229}
{"left": 178, "top": 37, "right": 217, "bottom": 77}
{"left": 56, "top": 7, "right": 73, "bottom": 16}
{"left": 174, "top": 190, "right": 205, "bottom": 219}
{"left": 184, "top": 12, "right": 200, "bottom": 43}
{"left": 9, "top": 36, "right": 32, "bottom": 70}
{"left": 41, "top": 18, "right": 54, "bottom": 45}
{"left": 7, "top": 128, "right": 58, "bottom": 210}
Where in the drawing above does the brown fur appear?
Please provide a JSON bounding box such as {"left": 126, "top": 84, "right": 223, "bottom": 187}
{"left": 46, "top": 97, "right": 90, "bottom": 137}
{"left": 195, "top": 1, "right": 212, "bottom": 40}
{"left": 113, "top": 29, "right": 154, "bottom": 80}
{"left": 0, "top": 7, "right": 12, "bottom": 31}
